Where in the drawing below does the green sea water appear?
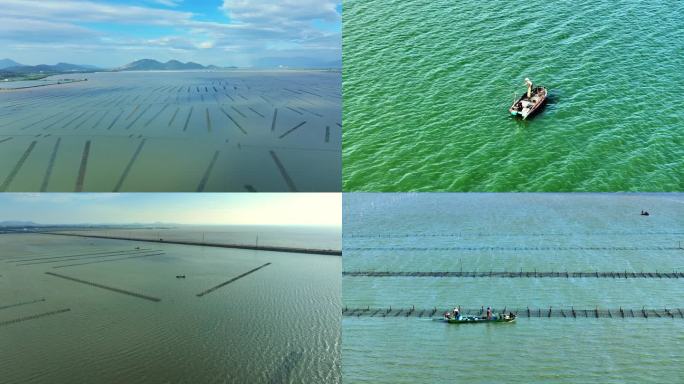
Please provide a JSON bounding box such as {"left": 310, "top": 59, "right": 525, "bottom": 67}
{"left": 342, "top": 1, "right": 684, "bottom": 191}
{"left": 342, "top": 193, "right": 684, "bottom": 383}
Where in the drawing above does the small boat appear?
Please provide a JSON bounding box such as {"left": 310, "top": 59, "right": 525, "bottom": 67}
{"left": 509, "top": 78, "right": 547, "bottom": 119}
{"left": 443, "top": 314, "right": 516, "bottom": 324}
{"left": 176, "top": 275, "right": 186, "bottom": 279}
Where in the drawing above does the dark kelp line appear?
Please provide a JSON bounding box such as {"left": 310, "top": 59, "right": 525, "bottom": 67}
{"left": 0, "top": 308, "right": 71, "bottom": 327}
{"left": 14, "top": 249, "right": 159, "bottom": 266}
{"left": 343, "top": 271, "right": 684, "bottom": 279}
{"left": 0, "top": 298, "right": 46, "bottom": 311}
{"left": 345, "top": 246, "right": 683, "bottom": 251}
{"left": 43, "top": 232, "right": 342, "bottom": 256}
{"left": 4, "top": 248, "right": 126, "bottom": 262}
{"left": 343, "top": 306, "right": 684, "bottom": 319}
{"left": 196, "top": 263, "right": 271, "bottom": 297}
{"left": 52, "top": 251, "right": 165, "bottom": 268}
{"left": 45, "top": 272, "right": 162, "bottom": 302}
{"left": 345, "top": 231, "right": 684, "bottom": 238}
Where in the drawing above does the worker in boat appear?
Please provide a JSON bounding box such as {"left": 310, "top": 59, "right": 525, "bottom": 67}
{"left": 444, "top": 310, "right": 452, "bottom": 320}
{"left": 524, "top": 78, "right": 533, "bottom": 98}
{"left": 486, "top": 306, "right": 492, "bottom": 320}
{"left": 453, "top": 306, "right": 460, "bottom": 320}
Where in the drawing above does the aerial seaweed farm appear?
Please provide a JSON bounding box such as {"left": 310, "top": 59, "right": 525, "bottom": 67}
{"left": 0, "top": 70, "right": 341, "bottom": 192}
{"left": 0, "top": 226, "right": 341, "bottom": 383}
{"left": 342, "top": 193, "right": 684, "bottom": 383}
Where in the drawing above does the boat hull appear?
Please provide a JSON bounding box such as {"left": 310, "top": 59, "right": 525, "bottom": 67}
{"left": 444, "top": 316, "right": 515, "bottom": 324}
{"left": 509, "top": 86, "right": 547, "bottom": 120}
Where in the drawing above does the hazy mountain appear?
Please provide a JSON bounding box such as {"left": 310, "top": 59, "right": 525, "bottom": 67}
{"left": 0, "top": 58, "right": 23, "bottom": 69}
{"left": 0, "top": 221, "right": 39, "bottom": 227}
{"left": 118, "top": 59, "right": 211, "bottom": 71}
{"left": 2, "top": 62, "right": 100, "bottom": 74}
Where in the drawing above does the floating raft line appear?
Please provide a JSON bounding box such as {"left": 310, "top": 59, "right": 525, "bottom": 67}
{"left": 342, "top": 306, "right": 684, "bottom": 319}
{"left": 52, "top": 251, "right": 165, "bottom": 268}
{"left": 41, "top": 137, "right": 61, "bottom": 192}
{"left": 0, "top": 298, "right": 46, "bottom": 311}
{"left": 270, "top": 150, "right": 298, "bottom": 192}
{"left": 0, "top": 140, "right": 37, "bottom": 192}
{"left": 345, "top": 232, "right": 684, "bottom": 238}
{"left": 0, "top": 308, "right": 71, "bottom": 327}
{"left": 346, "top": 246, "right": 683, "bottom": 251}
{"left": 196, "top": 262, "right": 271, "bottom": 297}
{"left": 343, "top": 271, "right": 684, "bottom": 279}
{"left": 6, "top": 247, "right": 147, "bottom": 263}
{"left": 43, "top": 232, "right": 342, "bottom": 256}
{"left": 74, "top": 140, "right": 91, "bottom": 192}
{"left": 45, "top": 272, "right": 161, "bottom": 302}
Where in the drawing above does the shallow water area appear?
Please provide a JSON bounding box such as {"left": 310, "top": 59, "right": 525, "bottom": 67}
{"left": 0, "top": 70, "right": 341, "bottom": 192}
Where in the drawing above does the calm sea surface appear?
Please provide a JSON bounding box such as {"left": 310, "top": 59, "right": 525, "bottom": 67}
{"left": 0, "top": 70, "right": 341, "bottom": 192}
{"left": 342, "top": 1, "right": 684, "bottom": 191}
{"left": 0, "top": 226, "right": 340, "bottom": 383}
{"left": 343, "top": 194, "right": 684, "bottom": 383}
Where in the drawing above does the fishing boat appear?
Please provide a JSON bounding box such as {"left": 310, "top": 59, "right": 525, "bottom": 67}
{"left": 509, "top": 78, "right": 547, "bottom": 119}
{"left": 442, "top": 314, "right": 516, "bottom": 324}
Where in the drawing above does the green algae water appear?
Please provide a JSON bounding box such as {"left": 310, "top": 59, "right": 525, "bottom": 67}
{"left": 342, "top": 1, "right": 684, "bottom": 191}
{"left": 0, "top": 227, "right": 341, "bottom": 383}
{"left": 342, "top": 193, "right": 684, "bottom": 383}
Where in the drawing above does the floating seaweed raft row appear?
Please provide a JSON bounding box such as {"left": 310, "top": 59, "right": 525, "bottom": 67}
{"left": 344, "top": 246, "right": 683, "bottom": 251}
{"left": 343, "top": 271, "right": 684, "bottom": 279}
{"left": 342, "top": 306, "right": 684, "bottom": 319}
{"left": 344, "top": 231, "right": 684, "bottom": 238}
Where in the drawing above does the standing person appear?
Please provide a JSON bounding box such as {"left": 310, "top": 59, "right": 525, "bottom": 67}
{"left": 525, "top": 78, "right": 533, "bottom": 98}
{"left": 486, "top": 306, "right": 492, "bottom": 320}
{"left": 454, "top": 306, "right": 460, "bottom": 320}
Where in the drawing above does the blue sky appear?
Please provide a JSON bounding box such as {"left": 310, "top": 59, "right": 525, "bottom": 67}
{"left": 0, "top": 0, "right": 341, "bottom": 67}
{"left": 0, "top": 194, "right": 341, "bottom": 226}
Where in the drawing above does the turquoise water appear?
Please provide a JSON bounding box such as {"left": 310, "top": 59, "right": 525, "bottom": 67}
{"left": 1, "top": 229, "right": 341, "bottom": 383}
{"left": 342, "top": 1, "right": 684, "bottom": 191}
{"left": 342, "top": 193, "right": 684, "bottom": 382}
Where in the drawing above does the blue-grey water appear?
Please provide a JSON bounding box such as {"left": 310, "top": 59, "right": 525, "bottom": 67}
{"left": 0, "top": 227, "right": 341, "bottom": 383}
{"left": 343, "top": 193, "right": 684, "bottom": 383}
{"left": 0, "top": 70, "right": 341, "bottom": 192}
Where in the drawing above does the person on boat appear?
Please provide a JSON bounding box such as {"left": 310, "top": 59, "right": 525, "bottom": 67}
{"left": 486, "top": 306, "right": 492, "bottom": 320}
{"left": 444, "top": 311, "right": 452, "bottom": 320}
{"left": 453, "top": 307, "right": 460, "bottom": 320}
{"left": 524, "top": 78, "right": 533, "bottom": 98}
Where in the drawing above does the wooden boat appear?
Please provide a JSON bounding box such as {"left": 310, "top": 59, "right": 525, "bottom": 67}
{"left": 443, "top": 314, "right": 516, "bottom": 324}
{"left": 509, "top": 86, "right": 547, "bottom": 119}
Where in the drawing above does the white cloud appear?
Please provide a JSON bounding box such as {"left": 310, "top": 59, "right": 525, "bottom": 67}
{"left": 0, "top": 0, "right": 341, "bottom": 67}
{"left": 151, "top": 0, "right": 182, "bottom": 7}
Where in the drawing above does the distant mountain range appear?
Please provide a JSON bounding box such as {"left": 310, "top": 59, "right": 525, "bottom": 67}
{"left": 0, "top": 220, "right": 39, "bottom": 227}
{"left": 1, "top": 56, "right": 338, "bottom": 77}
{"left": 116, "top": 59, "right": 221, "bottom": 71}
